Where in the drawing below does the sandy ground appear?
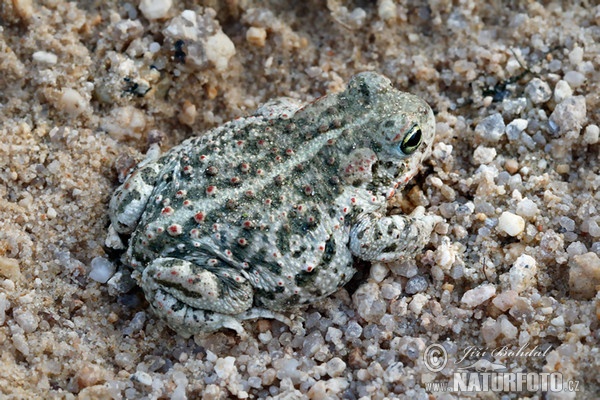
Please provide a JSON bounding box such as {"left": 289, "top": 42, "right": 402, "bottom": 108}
{"left": 1, "top": 0, "right": 599, "bottom": 399}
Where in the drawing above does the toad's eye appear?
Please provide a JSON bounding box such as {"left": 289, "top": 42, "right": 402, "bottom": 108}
{"left": 399, "top": 124, "right": 422, "bottom": 155}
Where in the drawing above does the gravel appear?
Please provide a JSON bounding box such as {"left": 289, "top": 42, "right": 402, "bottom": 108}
{"left": 1, "top": 1, "right": 598, "bottom": 398}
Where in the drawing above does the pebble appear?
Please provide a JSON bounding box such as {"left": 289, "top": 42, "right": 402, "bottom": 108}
{"left": 378, "top": 0, "right": 397, "bottom": 21}
{"left": 139, "top": 0, "right": 172, "bottom": 20}
{"left": 569, "top": 46, "right": 584, "bottom": 65}
{"left": 214, "top": 356, "right": 236, "bottom": 379}
{"left": 408, "top": 293, "right": 428, "bottom": 315}
{"left": 586, "top": 219, "right": 600, "bottom": 237}
{"left": 13, "top": 308, "right": 38, "bottom": 333}
{"left": 504, "top": 158, "right": 519, "bottom": 174}
{"left": 563, "top": 70, "right": 586, "bottom": 88}
{"left": 326, "top": 357, "right": 347, "bottom": 377}
{"left": 553, "top": 80, "right": 572, "bottom": 103}
{"left": 12, "top": 332, "right": 29, "bottom": 356}
{"left": 497, "top": 211, "right": 525, "bottom": 236}
{"left": 502, "top": 98, "right": 526, "bottom": 116}
{"left": 0, "top": 257, "right": 20, "bottom": 281}
{"left": 559, "top": 217, "right": 576, "bottom": 232}
{"left": 524, "top": 78, "right": 552, "bottom": 104}
{"left": 102, "top": 106, "right": 146, "bottom": 141}
{"left": 568, "top": 252, "right": 600, "bottom": 299}
{"left": 381, "top": 282, "right": 402, "bottom": 300}
{"left": 345, "top": 321, "right": 363, "bottom": 340}
{"left": 499, "top": 315, "right": 518, "bottom": 339}
{"left": 472, "top": 145, "right": 496, "bottom": 165}
{"left": 475, "top": 113, "right": 505, "bottom": 142}
{"left": 32, "top": 51, "right": 58, "bottom": 65}
{"left": 583, "top": 124, "right": 599, "bottom": 144}
{"left": 0, "top": 293, "right": 8, "bottom": 325}
{"left": 178, "top": 100, "right": 197, "bottom": 126}
{"left": 509, "top": 254, "right": 537, "bottom": 293}
{"left": 515, "top": 198, "right": 539, "bottom": 218}
{"left": 549, "top": 96, "right": 587, "bottom": 135}
{"left": 205, "top": 31, "right": 236, "bottom": 72}
{"left": 59, "top": 88, "right": 87, "bottom": 116}
{"left": 505, "top": 118, "right": 528, "bottom": 141}
{"left": 566, "top": 242, "right": 587, "bottom": 257}
{"left": 461, "top": 284, "right": 496, "bottom": 308}
{"left": 122, "top": 312, "right": 146, "bottom": 336}
{"left": 353, "top": 282, "right": 386, "bottom": 322}
{"left": 434, "top": 239, "right": 456, "bottom": 270}
{"left": 492, "top": 290, "right": 518, "bottom": 312}
{"left": 302, "top": 331, "right": 325, "bottom": 357}
{"left": 131, "top": 371, "right": 153, "bottom": 386}
{"left": 369, "top": 263, "right": 389, "bottom": 282}
{"left": 163, "top": 10, "right": 235, "bottom": 72}
{"left": 89, "top": 257, "right": 116, "bottom": 284}
{"left": 405, "top": 275, "right": 429, "bottom": 294}
{"left": 246, "top": 27, "right": 267, "bottom": 47}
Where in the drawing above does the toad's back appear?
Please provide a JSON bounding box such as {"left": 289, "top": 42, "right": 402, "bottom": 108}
{"left": 127, "top": 93, "right": 381, "bottom": 308}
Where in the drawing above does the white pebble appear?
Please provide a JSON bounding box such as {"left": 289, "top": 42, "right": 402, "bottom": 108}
{"left": 0, "top": 293, "right": 8, "bottom": 325}
{"left": 500, "top": 316, "right": 518, "bottom": 339}
{"left": 524, "top": 78, "right": 552, "bottom": 104}
{"left": 564, "top": 70, "right": 586, "bottom": 88}
{"left": 473, "top": 146, "right": 497, "bottom": 165}
{"left": 139, "top": 0, "right": 172, "bottom": 20}
{"left": 378, "top": 0, "right": 397, "bottom": 21}
{"left": 408, "top": 293, "right": 428, "bottom": 315}
{"left": 369, "top": 263, "right": 388, "bottom": 282}
{"left": 32, "top": 51, "right": 58, "bottom": 65}
{"left": 550, "top": 96, "right": 587, "bottom": 135}
{"left": 583, "top": 124, "right": 599, "bottom": 144}
{"left": 59, "top": 88, "right": 88, "bottom": 116}
{"left": 509, "top": 254, "right": 537, "bottom": 293}
{"left": 214, "top": 357, "right": 237, "bottom": 379}
{"left": 497, "top": 211, "right": 525, "bottom": 236}
{"left": 89, "top": 257, "right": 116, "bottom": 283}
{"left": 13, "top": 308, "right": 38, "bottom": 333}
{"left": 569, "top": 46, "right": 584, "bottom": 65}
{"left": 588, "top": 220, "right": 600, "bottom": 237}
{"left": 381, "top": 282, "right": 402, "bottom": 300}
{"left": 12, "top": 333, "right": 29, "bottom": 356}
{"left": 553, "top": 80, "right": 572, "bottom": 103}
{"left": 102, "top": 106, "right": 147, "bottom": 140}
{"left": 566, "top": 242, "right": 587, "bottom": 257}
{"left": 205, "top": 32, "right": 236, "bottom": 72}
{"left": 149, "top": 42, "right": 161, "bottom": 53}
{"left": 475, "top": 113, "right": 505, "bottom": 142}
{"left": 551, "top": 315, "right": 565, "bottom": 327}
{"left": 461, "top": 284, "right": 496, "bottom": 307}
{"left": 246, "top": 27, "right": 267, "bottom": 47}
{"left": 515, "top": 198, "right": 539, "bottom": 218}
{"left": 326, "top": 357, "right": 347, "bottom": 378}
{"left": 131, "top": 371, "right": 153, "bottom": 386}
{"left": 505, "top": 118, "right": 528, "bottom": 142}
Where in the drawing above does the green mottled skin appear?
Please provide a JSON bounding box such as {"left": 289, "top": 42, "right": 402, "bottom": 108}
{"left": 107, "top": 72, "right": 439, "bottom": 337}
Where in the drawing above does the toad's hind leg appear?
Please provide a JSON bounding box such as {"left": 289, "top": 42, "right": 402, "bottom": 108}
{"left": 141, "top": 257, "right": 293, "bottom": 337}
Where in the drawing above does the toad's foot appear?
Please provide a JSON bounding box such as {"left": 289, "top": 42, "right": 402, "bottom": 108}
{"left": 349, "top": 206, "right": 442, "bottom": 262}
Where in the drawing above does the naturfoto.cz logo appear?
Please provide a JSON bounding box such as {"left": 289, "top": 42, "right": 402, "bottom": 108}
{"left": 423, "top": 343, "right": 581, "bottom": 394}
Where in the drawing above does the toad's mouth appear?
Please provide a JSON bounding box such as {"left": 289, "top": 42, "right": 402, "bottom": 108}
{"left": 370, "top": 158, "right": 422, "bottom": 199}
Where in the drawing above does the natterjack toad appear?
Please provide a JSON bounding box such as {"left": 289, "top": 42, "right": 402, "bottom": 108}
{"left": 107, "top": 72, "right": 439, "bottom": 337}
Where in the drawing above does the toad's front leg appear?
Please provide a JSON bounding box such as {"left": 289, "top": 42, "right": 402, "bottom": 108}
{"left": 349, "top": 206, "right": 441, "bottom": 262}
